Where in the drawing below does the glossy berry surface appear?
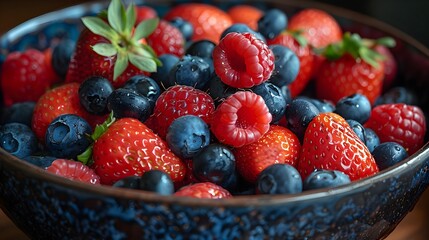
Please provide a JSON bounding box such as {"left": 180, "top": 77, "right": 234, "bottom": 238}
{"left": 150, "top": 54, "right": 179, "bottom": 87}
{"left": 220, "top": 23, "right": 266, "bottom": 42}
{"left": 78, "top": 76, "right": 114, "bottom": 115}
{"left": 303, "top": 169, "right": 351, "bottom": 191}
{"left": 166, "top": 115, "right": 210, "bottom": 159}
{"left": 45, "top": 114, "right": 92, "bottom": 159}
{"left": 167, "top": 55, "right": 212, "bottom": 90}
{"left": 46, "top": 159, "right": 100, "bottom": 184}
{"left": 257, "top": 9, "right": 288, "bottom": 40}
{"left": 365, "top": 128, "right": 380, "bottom": 153}
{"left": 374, "top": 86, "right": 418, "bottom": 106}
{"left": 335, "top": 94, "right": 371, "bottom": 124}
{"left": 185, "top": 40, "right": 216, "bottom": 59}
{"left": 112, "top": 176, "right": 141, "bottom": 189}
{"left": 0, "top": 123, "right": 38, "bottom": 158}
{"left": 174, "top": 182, "right": 232, "bottom": 199}
{"left": 107, "top": 88, "right": 152, "bottom": 122}
{"left": 208, "top": 75, "right": 237, "bottom": 105}
{"left": 51, "top": 38, "right": 75, "bottom": 79}
{"left": 147, "top": 20, "right": 185, "bottom": 57}
{"left": 268, "top": 44, "right": 300, "bottom": 87}
{"left": 296, "top": 96, "right": 335, "bottom": 113}
{"left": 169, "top": 17, "right": 194, "bottom": 41}
{"left": 285, "top": 98, "right": 320, "bottom": 141}
{"left": 372, "top": 142, "right": 409, "bottom": 170}
{"left": 122, "top": 75, "right": 161, "bottom": 111}
{"left": 346, "top": 119, "right": 366, "bottom": 144}
{"left": 1, "top": 101, "right": 35, "bottom": 127}
{"left": 139, "top": 170, "right": 175, "bottom": 195}
{"left": 251, "top": 82, "right": 286, "bottom": 123}
{"left": 256, "top": 163, "right": 302, "bottom": 195}
{"left": 192, "top": 143, "right": 236, "bottom": 188}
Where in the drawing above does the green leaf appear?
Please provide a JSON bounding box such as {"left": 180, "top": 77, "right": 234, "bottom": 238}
{"left": 323, "top": 43, "right": 344, "bottom": 60}
{"left": 376, "top": 37, "right": 396, "bottom": 48}
{"left": 141, "top": 44, "right": 158, "bottom": 58}
{"left": 108, "top": 0, "right": 126, "bottom": 33}
{"left": 77, "top": 147, "right": 93, "bottom": 165}
{"left": 129, "top": 53, "right": 157, "bottom": 72}
{"left": 82, "top": 16, "right": 118, "bottom": 40}
{"left": 133, "top": 18, "right": 159, "bottom": 41}
{"left": 288, "top": 30, "right": 307, "bottom": 47}
{"left": 92, "top": 43, "right": 118, "bottom": 57}
{"left": 125, "top": 3, "right": 137, "bottom": 33}
{"left": 359, "top": 47, "right": 381, "bottom": 68}
{"left": 114, "top": 52, "right": 129, "bottom": 80}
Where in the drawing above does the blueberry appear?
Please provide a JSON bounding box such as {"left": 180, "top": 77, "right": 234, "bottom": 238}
{"left": 1, "top": 101, "right": 35, "bottom": 126}
{"left": 374, "top": 86, "right": 418, "bottom": 106}
{"left": 166, "top": 115, "right": 210, "bottom": 159}
{"left": 251, "top": 82, "right": 286, "bottom": 123}
{"left": 112, "top": 176, "right": 141, "bottom": 189}
{"left": 22, "top": 155, "right": 57, "bottom": 169}
{"left": 123, "top": 75, "right": 161, "bottom": 111}
{"left": 256, "top": 163, "right": 302, "bottom": 195}
{"left": 185, "top": 40, "right": 216, "bottom": 59}
{"left": 151, "top": 54, "right": 180, "bottom": 88}
{"left": 365, "top": 128, "right": 380, "bottom": 153}
{"left": 297, "top": 96, "right": 335, "bottom": 113}
{"left": 107, "top": 88, "right": 152, "bottom": 122}
{"left": 285, "top": 98, "right": 320, "bottom": 141}
{"left": 334, "top": 93, "right": 371, "bottom": 124}
{"left": 303, "top": 169, "right": 351, "bottom": 191}
{"left": 372, "top": 142, "right": 408, "bottom": 171}
{"left": 268, "top": 44, "right": 300, "bottom": 87}
{"left": 169, "top": 17, "right": 193, "bottom": 41}
{"left": 45, "top": 114, "right": 92, "bottom": 159}
{"left": 0, "top": 123, "right": 38, "bottom": 158}
{"left": 167, "top": 55, "right": 212, "bottom": 90}
{"left": 280, "top": 85, "right": 292, "bottom": 106}
{"left": 220, "top": 23, "right": 266, "bottom": 42}
{"left": 347, "top": 119, "right": 366, "bottom": 143}
{"left": 52, "top": 38, "right": 75, "bottom": 79}
{"left": 79, "top": 76, "right": 114, "bottom": 115}
{"left": 257, "top": 9, "right": 288, "bottom": 40}
{"left": 208, "top": 75, "right": 237, "bottom": 105}
{"left": 139, "top": 170, "right": 174, "bottom": 195}
{"left": 192, "top": 143, "right": 236, "bottom": 188}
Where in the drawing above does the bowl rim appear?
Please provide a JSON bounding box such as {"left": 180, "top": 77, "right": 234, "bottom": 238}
{"left": 1, "top": 0, "right": 429, "bottom": 207}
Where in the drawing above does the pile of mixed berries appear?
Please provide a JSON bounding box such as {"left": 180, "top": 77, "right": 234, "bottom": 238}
{"left": 0, "top": 0, "right": 427, "bottom": 199}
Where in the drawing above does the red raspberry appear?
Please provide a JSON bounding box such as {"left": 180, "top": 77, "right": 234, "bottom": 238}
{"left": 150, "top": 85, "right": 215, "bottom": 139}
{"left": 210, "top": 91, "right": 272, "bottom": 147}
{"left": 365, "top": 103, "right": 426, "bottom": 155}
{"left": 46, "top": 159, "right": 100, "bottom": 185}
{"left": 213, "top": 32, "right": 275, "bottom": 88}
{"left": 174, "top": 182, "right": 232, "bottom": 199}
{"left": 147, "top": 20, "right": 185, "bottom": 57}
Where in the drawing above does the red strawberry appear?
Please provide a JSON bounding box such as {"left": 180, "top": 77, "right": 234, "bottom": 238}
{"left": 65, "top": 0, "right": 160, "bottom": 88}
{"left": 174, "top": 182, "right": 232, "bottom": 199}
{"left": 150, "top": 85, "right": 215, "bottom": 139}
{"left": 164, "top": 3, "right": 233, "bottom": 44}
{"left": 147, "top": 20, "right": 185, "bottom": 57}
{"left": 210, "top": 91, "right": 272, "bottom": 148}
{"left": 233, "top": 125, "right": 301, "bottom": 183}
{"left": 46, "top": 159, "right": 100, "bottom": 184}
{"left": 297, "top": 112, "right": 379, "bottom": 181}
{"left": 1, "top": 49, "right": 57, "bottom": 107}
{"left": 213, "top": 32, "right": 275, "bottom": 88}
{"left": 375, "top": 45, "right": 398, "bottom": 90}
{"left": 227, "top": 4, "right": 263, "bottom": 31}
{"left": 88, "top": 117, "right": 186, "bottom": 185}
{"left": 267, "top": 31, "right": 315, "bottom": 97}
{"left": 135, "top": 5, "right": 157, "bottom": 23}
{"left": 365, "top": 103, "right": 426, "bottom": 155}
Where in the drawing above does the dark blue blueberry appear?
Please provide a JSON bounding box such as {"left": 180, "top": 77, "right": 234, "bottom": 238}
{"left": 168, "top": 55, "right": 211, "bottom": 90}
{"left": 1, "top": 101, "right": 35, "bottom": 126}
{"left": 374, "top": 86, "right": 418, "bottom": 106}
{"left": 45, "top": 114, "right": 92, "bottom": 159}
{"left": 166, "top": 115, "right": 210, "bottom": 159}
{"left": 280, "top": 85, "right": 292, "bottom": 106}
{"left": 256, "top": 163, "right": 302, "bottom": 195}
{"left": 303, "top": 169, "right": 351, "bottom": 191}
{"left": 79, "top": 76, "right": 114, "bottom": 115}
{"left": 185, "top": 40, "right": 216, "bottom": 59}
{"left": 346, "top": 119, "right": 366, "bottom": 143}
{"left": 169, "top": 17, "right": 193, "bottom": 41}
{"left": 208, "top": 75, "right": 237, "bottom": 105}
{"left": 285, "top": 98, "right": 320, "bottom": 142}
{"left": 112, "top": 176, "right": 141, "bottom": 189}
{"left": 251, "top": 82, "right": 286, "bottom": 123}
{"left": 257, "top": 9, "right": 288, "bottom": 40}
{"left": 151, "top": 54, "right": 179, "bottom": 88}
{"left": 139, "top": 170, "right": 174, "bottom": 195}
{"left": 268, "top": 44, "right": 300, "bottom": 87}
{"left": 123, "top": 75, "right": 161, "bottom": 112}
{"left": 334, "top": 94, "right": 371, "bottom": 124}
{"left": 220, "top": 23, "right": 266, "bottom": 42}
{"left": 372, "top": 142, "right": 408, "bottom": 171}
{"left": 365, "top": 128, "right": 380, "bottom": 153}
{"left": 192, "top": 143, "right": 236, "bottom": 188}
{"left": 22, "top": 155, "right": 57, "bottom": 169}
{"left": 51, "top": 38, "right": 75, "bottom": 79}
{"left": 42, "top": 22, "right": 80, "bottom": 43}
{"left": 297, "top": 96, "right": 335, "bottom": 113}
{"left": 107, "top": 88, "right": 152, "bottom": 122}
{"left": 0, "top": 123, "right": 38, "bottom": 158}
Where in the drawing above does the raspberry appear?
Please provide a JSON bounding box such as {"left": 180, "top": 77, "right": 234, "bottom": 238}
{"left": 210, "top": 91, "right": 272, "bottom": 147}
{"left": 46, "top": 159, "right": 100, "bottom": 185}
{"left": 213, "top": 32, "right": 275, "bottom": 88}
{"left": 150, "top": 85, "right": 215, "bottom": 139}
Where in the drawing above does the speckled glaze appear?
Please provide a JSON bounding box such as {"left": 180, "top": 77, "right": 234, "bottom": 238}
{"left": 1, "top": 1, "right": 429, "bottom": 239}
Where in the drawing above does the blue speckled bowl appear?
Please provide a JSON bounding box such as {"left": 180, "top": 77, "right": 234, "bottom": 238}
{"left": 1, "top": 1, "right": 429, "bottom": 239}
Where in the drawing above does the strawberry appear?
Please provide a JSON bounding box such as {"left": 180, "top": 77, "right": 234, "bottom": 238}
{"left": 147, "top": 20, "right": 185, "bottom": 57}
{"left": 65, "top": 0, "right": 160, "bottom": 88}
{"left": 135, "top": 5, "right": 157, "bottom": 23}
{"left": 375, "top": 45, "right": 398, "bottom": 90}
{"left": 297, "top": 112, "right": 379, "bottom": 181}
{"left": 233, "top": 125, "right": 301, "bottom": 183}
{"left": 174, "top": 182, "right": 232, "bottom": 199}
{"left": 79, "top": 115, "right": 186, "bottom": 185}
{"left": 163, "top": 3, "right": 233, "bottom": 44}
{"left": 227, "top": 4, "right": 263, "bottom": 31}
{"left": 1, "top": 49, "right": 57, "bottom": 107}
{"left": 365, "top": 103, "right": 426, "bottom": 155}
{"left": 46, "top": 159, "right": 100, "bottom": 185}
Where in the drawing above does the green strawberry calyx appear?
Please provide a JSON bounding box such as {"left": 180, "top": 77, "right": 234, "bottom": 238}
{"left": 315, "top": 32, "right": 396, "bottom": 68}
{"left": 286, "top": 29, "right": 308, "bottom": 47}
{"left": 81, "top": 0, "right": 161, "bottom": 80}
{"left": 77, "top": 112, "right": 116, "bottom": 165}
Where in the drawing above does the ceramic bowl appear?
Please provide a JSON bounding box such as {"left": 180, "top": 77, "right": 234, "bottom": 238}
{"left": 1, "top": 1, "right": 429, "bottom": 239}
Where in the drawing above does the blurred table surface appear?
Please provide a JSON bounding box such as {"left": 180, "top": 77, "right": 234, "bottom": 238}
{"left": 1, "top": 0, "right": 429, "bottom": 239}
